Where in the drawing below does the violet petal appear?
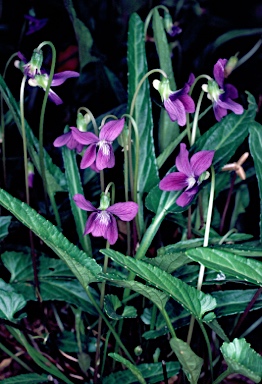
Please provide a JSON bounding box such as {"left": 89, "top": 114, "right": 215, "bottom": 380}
{"left": 176, "top": 186, "right": 199, "bottom": 207}
{"left": 51, "top": 71, "right": 79, "bottom": 86}
{"left": 105, "top": 215, "right": 118, "bottom": 245}
{"left": 47, "top": 89, "right": 63, "bottom": 105}
{"left": 159, "top": 172, "right": 188, "bottom": 191}
{"left": 53, "top": 132, "right": 71, "bottom": 147}
{"left": 107, "top": 202, "right": 139, "bottom": 221}
{"left": 213, "top": 59, "right": 227, "bottom": 88}
{"left": 96, "top": 143, "right": 114, "bottom": 170}
{"left": 164, "top": 97, "right": 186, "bottom": 125}
{"left": 80, "top": 144, "right": 97, "bottom": 169}
{"left": 175, "top": 143, "right": 192, "bottom": 176}
{"left": 84, "top": 212, "right": 98, "bottom": 235}
{"left": 99, "top": 118, "right": 125, "bottom": 141}
{"left": 190, "top": 150, "right": 215, "bottom": 177}
{"left": 73, "top": 194, "right": 97, "bottom": 211}
{"left": 71, "top": 129, "right": 98, "bottom": 145}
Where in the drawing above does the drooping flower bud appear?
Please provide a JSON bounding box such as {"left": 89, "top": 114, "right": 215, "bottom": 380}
{"left": 27, "top": 160, "right": 35, "bottom": 188}
{"left": 23, "top": 49, "right": 43, "bottom": 77}
{"left": 76, "top": 112, "right": 90, "bottom": 132}
{"left": 202, "top": 80, "right": 224, "bottom": 103}
{"left": 224, "top": 54, "right": 239, "bottom": 78}
{"left": 99, "top": 193, "right": 111, "bottom": 210}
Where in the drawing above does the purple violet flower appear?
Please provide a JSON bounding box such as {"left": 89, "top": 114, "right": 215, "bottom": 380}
{"left": 28, "top": 71, "right": 79, "bottom": 105}
{"left": 159, "top": 143, "right": 215, "bottom": 207}
{"left": 24, "top": 14, "right": 48, "bottom": 35}
{"left": 53, "top": 127, "right": 84, "bottom": 153}
{"left": 72, "top": 118, "right": 125, "bottom": 170}
{"left": 153, "top": 75, "right": 195, "bottom": 126}
{"left": 202, "top": 58, "right": 244, "bottom": 121}
{"left": 73, "top": 193, "right": 139, "bottom": 245}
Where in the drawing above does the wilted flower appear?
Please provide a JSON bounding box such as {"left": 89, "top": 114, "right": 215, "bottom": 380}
{"left": 202, "top": 58, "right": 244, "bottom": 121}
{"left": 221, "top": 152, "right": 249, "bottom": 180}
{"left": 24, "top": 14, "right": 48, "bottom": 35}
{"left": 27, "top": 161, "right": 35, "bottom": 188}
{"left": 153, "top": 75, "right": 195, "bottom": 126}
{"left": 159, "top": 143, "right": 215, "bottom": 207}
{"left": 73, "top": 193, "right": 139, "bottom": 245}
{"left": 72, "top": 118, "right": 125, "bottom": 170}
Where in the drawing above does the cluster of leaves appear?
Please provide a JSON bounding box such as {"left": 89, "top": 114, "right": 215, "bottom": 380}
{"left": 0, "top": 1, "right": 262, "bottom": 384}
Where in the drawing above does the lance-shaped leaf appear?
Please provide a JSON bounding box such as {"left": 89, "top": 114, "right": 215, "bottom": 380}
{"left": 107, "top": 277, "right": 169, "bottom": 312}
{"left": 109, "top": 353, "right": 146, "bottom": 384}
{"left": 1, "top": 373, "right": 50, "bottom": 384}
{"left": 249, "top": 121, "right": 262, "bottom": 241}
{"left": 186, "top": 247, "right": 262, "bottom": 286}
{"left": 103, "top": 360, "right": 180, "bottom": 384}
{"left": 0, "top": 188, "right": 103, "bottom": 290}
{"left": 102, "top": 249, "right": 216, "bottom": 319}
{"left": 127, "top": 13, "right": 159, "bottom": 234}
{"left": 221, "top": 338, "right": 262, "bottom": 383}
{"left": 170, "top": 338, "right": 203, "bottom": 384}
{"left": 62, "top": 145, "right": 92, "bottom": 256}
{"left": 0, "top": 74, "right": 67, "bottom": 194}
{"left": 104, "top": 294, "right": 137, "bottom": 320}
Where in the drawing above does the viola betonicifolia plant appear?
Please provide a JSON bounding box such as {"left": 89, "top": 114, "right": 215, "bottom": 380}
{"left": 0, "top": 3, "right": 262, "bottom": 384}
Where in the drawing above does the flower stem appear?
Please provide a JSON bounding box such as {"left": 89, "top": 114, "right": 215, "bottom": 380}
{"left": 36, "top": 41, "right": 61, "bottom": 228}
{"left": 144, "top": 5, "right": 170, "bottom": 39}
{"left": 213, "top": 368, "right": 232, "bottom": 384}
{"left": 77, "top": 106, "right": 98, "bottom": 134}
{"left": 187, "top": 166, "right": 215, "bottom": 345}
{"left": 190, "top": 90, "right": 205, "bottom": 146}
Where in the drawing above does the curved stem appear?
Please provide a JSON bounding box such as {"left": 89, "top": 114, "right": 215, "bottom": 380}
{"left": 190, "top": 90, "right": 205, "bottom": 146}
{"left": 77, "top": 106, "right": 98, "bottom": 134}
{"left": 213, "top": 368, "right": 232, "bottom": 384}
{"left": 144, "top": 5, "right": 170, "bottom": 39}
{"left": 37, "top": 41, "right": 61, "bottom": 227}
{"left": 20, "top": 75, "right": 30, "bottom": 206}
{"left": 236, "top": 38, "right": 262, "bottom": 69}
{"left": 190, "top": 74, "right": 213, "bottom": 96}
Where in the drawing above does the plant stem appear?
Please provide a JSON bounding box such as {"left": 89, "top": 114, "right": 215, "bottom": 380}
{"left": 198, "top": 320, "right": 213, "bottom": 383}
{"left": 213, "top": 368, "right": 232, "bottom": 384}
{"left": 0, "top": 341, "right": 33, "bottom": 372}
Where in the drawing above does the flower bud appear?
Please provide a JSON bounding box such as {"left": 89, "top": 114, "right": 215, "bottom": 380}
{"left": 134, "top": 345, "right": 143, "bottom": 356}
{"left": 24, "top": 49, "right": 43, "bottom": 77}
{"left": 99, "top": 193, "right": 111, "bottom": 210}
{"left": 77, "top": 112, "right": 90, "bottom": 132}
{"left": 224, "top": 55, "right": 239, "bottom": 78}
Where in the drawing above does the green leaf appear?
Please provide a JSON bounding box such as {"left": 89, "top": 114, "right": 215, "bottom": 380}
{"left": 0, "top": 215, "right": 12, "bottom": 241}
{"left": 102, "top": 249, "right": 216, "bottom": 319}
{"left": 210, "top": 28, "right": 262, "bottom": 52}
{"left": 146, "top": 246, "right": 190, "bottom": 273}
{"left": 127, "top": 13, "right": 159, "bottom": 233}
{"left": 1, "top": 373, "right": 49, "bottom": 384}
{"left": 0, "top": 74, "right": 67, "bottom": 194}
{"left": 0, "top": 188, "right": 103, "bottom": 290}
{"left": 221, "top": 338, "right": 262, "bottom": 383}
{"left": 103, "top": 361, "right": 180, "bottom": 384}
{"left": 186, "top": 247, "right": 262, "bottom": 286}
{"left": 249, "top": 121, "right": 262, "bottom": 241}
{"left": 1, "top": 252, "right": 99, "bottom": 315}
{"left": 63, "top": 0, "right": 98, "bottom": 70}
{"left": 107, "top": 277, "right": 169, "bottom": 312}
{"left": 170, "top": 337, "right": 203, "bottom": 384}
{"left": 108, "top": 353, "right": 147, "bottom": 384}
{"left": 62, "top": 146, "right": 92, "bottom": 256}
{"left": 0, "top": 288, "right": 26, "bottom": 321}
{"left": 104, "top": 294, "right": 137, "bottom": 320}
{"left": 216, "top": 241, "right": 262, "bottom": 257}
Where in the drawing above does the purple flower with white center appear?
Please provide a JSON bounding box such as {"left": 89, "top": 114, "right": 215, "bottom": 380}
{"left": 159, "top": 143, "right": 215, "bottom": 207}
{"left": 202, "top": 58, "right": 244, "bottom": 121}
{"left": 53, "top": 127, "right": 84, "bottom": 153}
{"left": 73, "top": 193, "right": 139, "bottom": 245}
{"left": 153, "top": 75, "right": 195, "bottom": 126}
{"left": 72, "top": 118, "right": 125, "bottom": 170}
{"left": 28, "top": 71, "right": 79, "bottom": 105}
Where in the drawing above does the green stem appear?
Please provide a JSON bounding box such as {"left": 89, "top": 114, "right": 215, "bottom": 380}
{"left": 213, "top": 368, "right": 232, "bottom": 384}
{"left": 0, "top": 341, "right": 33, "bottom": 372}
{"left": 77, "top": 106, "right": 98, "bottom": 134}
{"left": 190, "top": 90, "right": 205, "bottom": 146}
{"left": 160, "top": 308, "right": 176, "bottom": 339}
{"left": 128, "top": 68, "right": 167, "bottom": 200}
{"left": 144, "top": 5, "right": 170, "bottom": 39}
{"left": 20, "top": 75, "right": 30, "bottom": 206}
{"left": 197, "top": 320, "right": 213, "bottom": 382}
{"left": 150, "top": 304, "right": 158, "bottom": 331}
{"left": 85, "top": 287, "right": 135, "bottom": 364}
{"left": 37, "top": 41, "right": 61, "bottom": 227}
{"left": 187, "top": 166, "right": 216, "bottom": 344}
